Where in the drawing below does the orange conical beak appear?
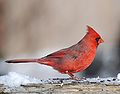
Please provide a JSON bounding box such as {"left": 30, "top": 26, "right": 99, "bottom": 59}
{"left": 98, "top": 38, "right": 104, "bottom": 44}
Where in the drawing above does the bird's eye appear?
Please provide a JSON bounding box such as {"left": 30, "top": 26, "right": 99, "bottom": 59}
{"left": 95, "top": 37, "right": 100, "bottom": 43}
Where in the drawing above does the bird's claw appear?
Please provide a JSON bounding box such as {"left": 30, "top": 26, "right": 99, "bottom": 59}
{"left": 71, "top": 76, "right": 86, "bottom": 81}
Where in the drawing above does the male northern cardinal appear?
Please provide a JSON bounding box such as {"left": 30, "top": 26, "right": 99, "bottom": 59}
{"left": 6, "top": 26, "right": 104, "bottom": 80}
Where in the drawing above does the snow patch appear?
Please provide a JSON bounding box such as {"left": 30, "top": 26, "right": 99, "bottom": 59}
{"left": 117, "top": 73, "right": 120, "bottom": 80}
{"left": 0, "top": 72, "right": 42, "bottom": 87}
{"left": 0, "top": 72, "right": 120, "bottom": 87}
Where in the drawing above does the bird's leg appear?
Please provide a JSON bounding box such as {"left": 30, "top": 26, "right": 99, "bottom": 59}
{"left": 67, "top": 72, "right": 86, "bottom": 81}
{"left": 67, "top": 72, "right": 79, "bottom": 80}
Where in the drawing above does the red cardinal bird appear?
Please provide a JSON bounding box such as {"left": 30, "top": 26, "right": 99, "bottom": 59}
{"left": 6, "top": 26, "right": 104, "bottom": 80}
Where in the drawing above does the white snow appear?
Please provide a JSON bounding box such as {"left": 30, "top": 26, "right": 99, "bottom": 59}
{"left": 117, "top": 73, "right": 120, "bottom": 80}
{"left": 0, "top": 72, "right": 120, "bottom": 87}
{"left": 0, "top": 72, "right": 42, "bottom": 87}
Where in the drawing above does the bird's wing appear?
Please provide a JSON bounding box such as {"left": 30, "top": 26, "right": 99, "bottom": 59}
{"left": 46, "top": 49, "right": 68, "bottom": 58}
{"left": 39, "top": 47, "right": 79, "bottom": 66}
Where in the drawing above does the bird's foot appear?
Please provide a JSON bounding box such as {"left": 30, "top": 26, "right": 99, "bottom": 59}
{"left": 67, "top": 72, "right": 86, "bottom": 81}
{"left": 70, "top": 76, "right": 86, "bottom": 81}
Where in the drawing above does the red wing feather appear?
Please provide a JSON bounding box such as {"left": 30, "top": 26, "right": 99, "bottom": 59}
{"left": 46, "top": 50, "right": 68, "bottom": 58}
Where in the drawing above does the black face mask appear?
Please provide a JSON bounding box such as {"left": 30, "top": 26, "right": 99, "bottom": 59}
{"left": 95, "top": 37, "right": 100, "bottom": 43}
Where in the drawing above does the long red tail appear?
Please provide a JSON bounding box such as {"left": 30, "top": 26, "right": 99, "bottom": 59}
{"left": 5, "top": 59, "right": 37, "bottom": 63}
{"left": 5, "top": 58, "right": 54, "bottom": 66}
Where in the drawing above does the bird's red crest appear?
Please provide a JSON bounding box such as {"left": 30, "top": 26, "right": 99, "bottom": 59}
{"left": 86, "top": 25, "right": 104, "bottom": 44}
{"left": 87, "top": 25, "right": 100, "bottom": 37}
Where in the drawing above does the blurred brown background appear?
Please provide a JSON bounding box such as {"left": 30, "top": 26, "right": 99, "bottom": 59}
{"left": 0, "top": 0, "right": 120, "bottom": 79}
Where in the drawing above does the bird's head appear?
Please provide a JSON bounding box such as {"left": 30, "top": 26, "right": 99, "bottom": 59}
{"left": 86, "top": 25, "right": 104, "bottom": 46}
